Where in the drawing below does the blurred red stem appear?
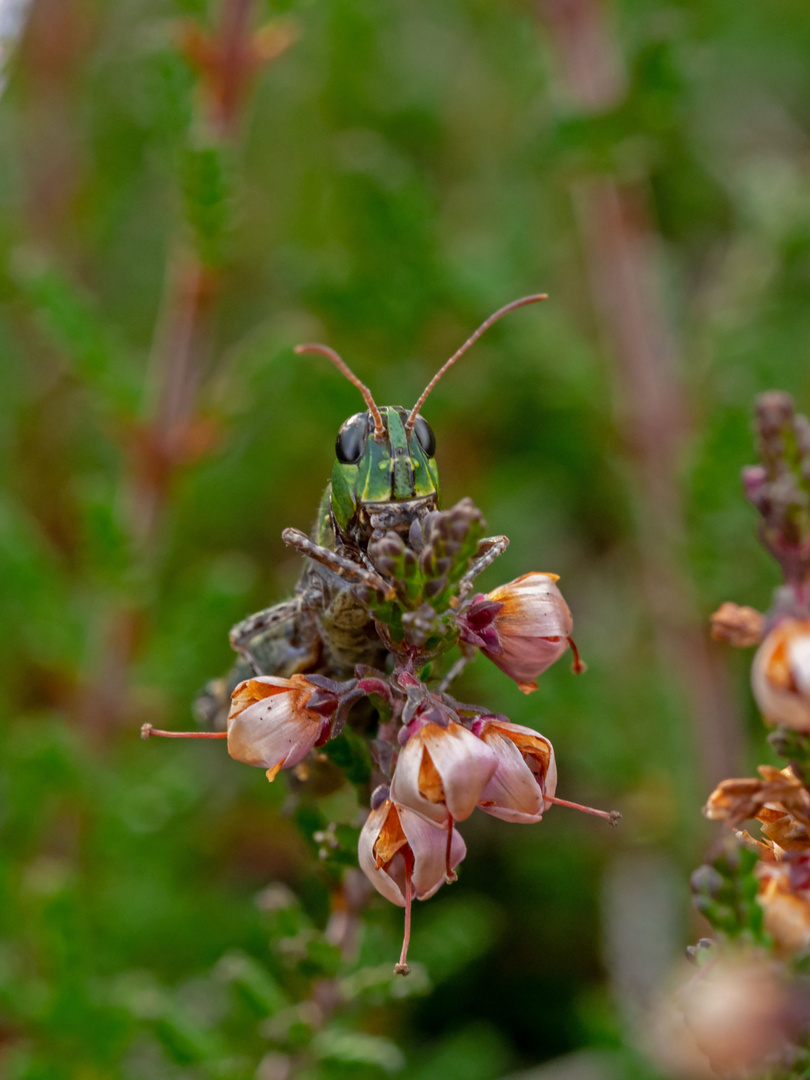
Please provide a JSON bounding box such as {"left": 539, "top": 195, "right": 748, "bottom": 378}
{"left": 216, "top": 0, "right": 254, "bottom": 136}
{"left": 83, "top": 0, "right": 256, "bottom": 732}
{"left": 537, "top": 0, "right": 743, "bottom": 787}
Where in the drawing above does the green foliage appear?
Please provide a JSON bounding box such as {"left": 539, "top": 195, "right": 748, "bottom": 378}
{"left": 182, "top": 142, "right": 233, "bottom": 266}
{"left": 691, "top": 840, "right": 768, "bottom": 946}
{"left": 365, "top": 498, "right": 485, "bottom": 652}
{"left": 322, "top": 730, "right": 371, "bottom": 785}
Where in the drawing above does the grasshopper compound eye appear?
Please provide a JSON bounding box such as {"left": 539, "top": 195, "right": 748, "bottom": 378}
{"left": 411, "top": 415, "right": 435, "bottom": 457}
{"left": 336, "top": 412, "right": 370, "bottom": 464}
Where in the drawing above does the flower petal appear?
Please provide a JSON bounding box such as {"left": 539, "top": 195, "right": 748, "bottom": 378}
{"left": 485, "top": 636, "right": 571, "bottom": 693}
{"left": 477, "top": 730, "right": 545, "bottom": 822}
{"left": 389, "top": 729, "right": 448, "bottom": 826}
{"left": 478, "top": 719, "right": 557, "bottom": 818}
{"left": 752, "top": 619, "right": 810, "bottom": 732}
{"left": 399, "top": 806, "right": 466, "bottom": 899}
{"left": 357, "top": 801, "right": 466, "bottom": 906}
{"left": 482, "top": 573, "right": 574, "bottom": 691}
{"left": 229, "top": 675, "right": 302, "bottom": 720}
{"left": 391, "top": 722, "right": 498, "bottom": 825}
{"left": 358, "top": 803, "right": 407, "bottom": 907}
{"left": 489, "top": 573, "right": 570, "bottom": 635}
{"left": 420, "top": 723, "right": 498, "bottom": 822}
{"left": 227, "top": 687, "right": 320, "bottom": 773}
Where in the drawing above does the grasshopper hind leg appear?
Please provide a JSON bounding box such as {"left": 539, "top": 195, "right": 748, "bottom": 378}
{"left": 194, "top": 599, "right": 321, "bottom": 729}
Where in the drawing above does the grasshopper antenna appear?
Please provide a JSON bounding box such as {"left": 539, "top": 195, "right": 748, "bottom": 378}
{"left": 295, "top": 343, "right": 386, "bottom": 440}
{"left": 405, "top": 294, "right": 548, "bottom": 435}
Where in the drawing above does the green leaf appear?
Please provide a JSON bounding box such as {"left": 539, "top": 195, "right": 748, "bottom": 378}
{"left": 216, "top": 951, "right": 289, "bottom": 1016}
{"left": 182, "top": 142, "right": 232, "bottom": 265}
{"left": 322, "top": 728, "right": 372, "bottom": 787}
{"left": 312, "top": 1029, "right": 405, "bottom": 1074}
{"left": 13, "top": 261, "right": 140, "bottom": 413}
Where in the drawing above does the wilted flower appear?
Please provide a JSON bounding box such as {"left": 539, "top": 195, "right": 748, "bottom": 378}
{"left": 359, "top": 797, "right": 466, "bottom": 974}
{"left": 710, "top": 601, "right": 764, "bottom": 648}
{"left": 473, "top": 717, "right": 557, "bottom": 823}
{"left": 227, "top": 674, "right": 327, "bottom": 781}
{"left": 758, "top": 858, "right": 810, "bottom": 954}
{"left": 358, "top": 798, "right": 466, "bottom": 906}
{"left": 389, "top": 720, "right": 498, "bottom": 828}
{"left": 704, "top": 764, "right": 810, "bottom": 833}
{"left": 752, "top": 617, "right": 810, "bottom": 731}
{"left": 460, "top": 572, "right": 579, "bottom": 693}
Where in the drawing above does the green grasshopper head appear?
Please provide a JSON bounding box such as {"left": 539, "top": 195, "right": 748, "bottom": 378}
{"left": 296, "top": 293, "right": 547, "bottom": 540}
{"left": 329, "top": 405, "right": 440, "bottom": 536}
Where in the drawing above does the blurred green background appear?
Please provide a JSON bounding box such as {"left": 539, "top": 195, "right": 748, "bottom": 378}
{"left": 2, "top": 0, "right": 810, "bottom": 1076}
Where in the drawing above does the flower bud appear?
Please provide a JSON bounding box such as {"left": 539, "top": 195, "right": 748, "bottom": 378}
{"left": 751, "top": 617, "right": 810, "bottom": 731}
{"left": 227, "top": 674, "right": 325, "bottom": 781}
{"left": 474, "top": 718, "right": 557, "bottom": 823}
{"left": 390, "top": 721, "right": 498, "bottom": 827}
{"left": 358, "top": 799, "right": 466, "bottom": 907}
{"left": 474, "top": 573, "right": 575, "bottom": 693}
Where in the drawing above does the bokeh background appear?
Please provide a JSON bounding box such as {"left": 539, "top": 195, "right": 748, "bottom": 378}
{"left": 2, "top": 0, "right": 810, "bottom": 1076}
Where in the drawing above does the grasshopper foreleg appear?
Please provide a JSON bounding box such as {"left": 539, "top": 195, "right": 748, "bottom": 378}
{"left": 282, "top": 528, "right": 395, "bottom": 598}
{"left": 458, "top": 535, "right": 510, "bottom": 598}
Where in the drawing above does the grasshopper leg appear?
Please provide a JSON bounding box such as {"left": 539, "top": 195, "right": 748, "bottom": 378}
{"left": 436, "top": 643, "right": 477, "bottom": 693}
{"left": 457, "top": 535, "right": 510, "bottom": 598}
{"left": 195, "top": 597, "right": 322, "bottom": 729}
{"left": 282, "top": 528, "right": 395, "bottom": 598}
{"left": 229, "top": 599, "right": 301, "bottom": 674}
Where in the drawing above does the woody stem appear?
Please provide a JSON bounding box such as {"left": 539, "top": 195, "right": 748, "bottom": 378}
{"left": 141, "top": 724, "right": 227, "bottom": 740}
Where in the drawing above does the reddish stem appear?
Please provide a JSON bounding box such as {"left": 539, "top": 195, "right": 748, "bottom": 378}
{"left": 394, "top": 863, "right": 413, "bottom": 976}
{"left": 445, "top": 815, "right": 457, "bottom": 883}
{"left": 567, "top": 636, "right": 586, "bottom": 674}
{"left": 547, "top": 795, "right": 621, "bottom": 825}
{"left": 141, "top": 724, "right": 227, "bottom": 740}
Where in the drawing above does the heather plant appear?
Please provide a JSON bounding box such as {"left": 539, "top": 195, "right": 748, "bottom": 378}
{"left": 5, "top": 0, "right": 810, "bottom": 1078}
{"left": 686, "top": 394, "right": 810, "bottom": 1076}
{"left": 144, "top": 306, "right": 619, "bottom": 974}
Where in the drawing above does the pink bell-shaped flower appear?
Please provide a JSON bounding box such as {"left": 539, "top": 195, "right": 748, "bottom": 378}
{"left": 470, "top": 572, "right": 579, "bottom": 694}
{"left": 474, "top": 717, "right": 557, "bottom": 823}
{"left": 359, "top": 797, "right": 466, "bottom": 974}
{"left": 227, "top": 674, "right": 325, "bottom": 781}
{"left": 752, "top": 618, "right": 810, "bottom": 732}
{"left": 389, "top": 720, "right": 498, "bottom": 828}
{"left": 358, "top": 798, "right": 466, "bottom": 906}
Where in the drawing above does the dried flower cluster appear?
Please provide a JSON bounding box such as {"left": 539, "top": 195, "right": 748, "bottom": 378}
{"left": 146, "top": 494, "right": 616, "bottom": 972}
{"left": 224, "top": 503, "right": 604, "bottom": 972}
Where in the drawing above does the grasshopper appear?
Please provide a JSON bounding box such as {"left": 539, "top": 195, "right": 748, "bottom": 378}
{"left": 196, "top": 294, "right": 547, "bottom": 722}
{"left": 148, "top": 293, "right": 619, "bottom": 976}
